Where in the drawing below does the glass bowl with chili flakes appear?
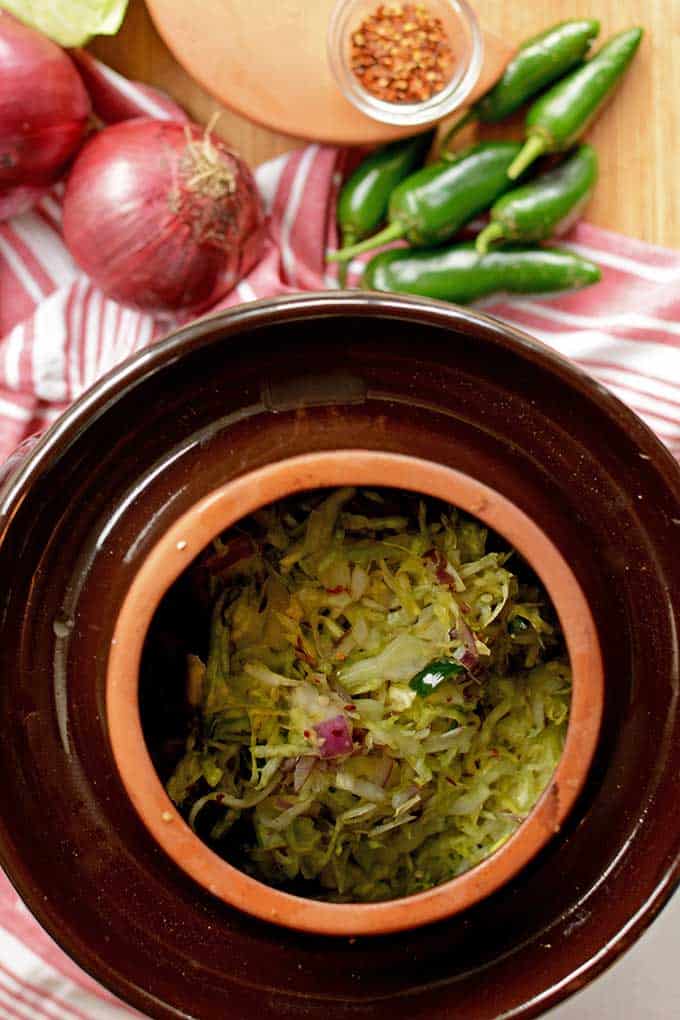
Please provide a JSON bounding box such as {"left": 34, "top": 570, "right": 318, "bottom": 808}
{"left": 328, "top": 0, "right": 483, "bottom": 126}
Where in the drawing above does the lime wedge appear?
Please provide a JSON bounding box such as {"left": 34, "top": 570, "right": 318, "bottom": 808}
{"left": 0, "top": 0, "right": 128, "bottom": 47}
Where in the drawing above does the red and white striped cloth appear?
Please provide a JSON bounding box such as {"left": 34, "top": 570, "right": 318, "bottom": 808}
{"left": 1, "top": 50, "right": 680, "bottom": 1020}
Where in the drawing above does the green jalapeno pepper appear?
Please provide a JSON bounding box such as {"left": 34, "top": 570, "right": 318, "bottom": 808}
{"left": 442, "top": 19, "right": 600, "bottom": 152}
{"left": 363, "top": 242, "right": 601, "bottom": 303}
{"left": 508, "top": 27, "right": 643, "bottom": 180}
{"left": 476, "top": 144, "right": 598, "bottom": 253}
{"left": 337, "top": 131, "right": 435, "bottom": 251}
{"left": 327, "top": 142, "right": 521, "bottom": 264}
{"left": 409, "top": 659, "right": 465, "bottom": 697}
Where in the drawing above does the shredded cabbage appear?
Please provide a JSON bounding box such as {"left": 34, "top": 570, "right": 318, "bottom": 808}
{"left": 166, "top": 488, "right": 571, "bottom": 902}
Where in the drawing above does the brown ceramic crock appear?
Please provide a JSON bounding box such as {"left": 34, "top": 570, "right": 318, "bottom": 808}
{"left": 107, "top": 450, "right": 603, "bottom": 936}
{"left": 0, "top": 293, "right": 679, "bottom": 1020}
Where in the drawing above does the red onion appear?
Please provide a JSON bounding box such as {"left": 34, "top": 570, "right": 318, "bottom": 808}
{"left": 314, "top": 715, "right": 353, "bottom": 758}
{"left": 452, "top": 619, "right": 483, "bottom": 676}
{"left": 62, "top": 117, "right": 265, "bottom": 314}
{"left": 0, "top": 12, "right": 91, "bottom": 219}
{"left": 425, "top": 548, "right": 460, "bottom": 589}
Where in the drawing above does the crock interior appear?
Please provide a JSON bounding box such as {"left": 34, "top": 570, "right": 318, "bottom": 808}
{"left": 107, "top": 451, "right": 603, "bottom": 935}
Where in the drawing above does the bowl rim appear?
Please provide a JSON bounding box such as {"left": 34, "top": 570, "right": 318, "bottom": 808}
{"left": 106, "top": 449, "right": 604, "bottom": 936}
{"left": 5, "top": 289, "right": 678, "bottom": 516}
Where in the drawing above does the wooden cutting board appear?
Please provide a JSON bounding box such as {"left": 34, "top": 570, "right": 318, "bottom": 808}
{"left": 144, "top": 0, "right": 513, "bottom": 144}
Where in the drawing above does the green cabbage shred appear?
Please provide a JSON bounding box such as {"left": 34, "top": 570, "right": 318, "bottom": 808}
{"left": 166, "top": 488, "right": 571, "bottom": 902}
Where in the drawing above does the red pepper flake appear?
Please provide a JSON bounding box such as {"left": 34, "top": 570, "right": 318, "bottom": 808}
{"left": 215, "top": 793, "right": 225, "bottom": 803}
{"left": 344, "top": 704, "right": 357, "bottom": 712}
{"left": 303, "top": 729, "right": 311, "bottom": 739}
{"left": 326, "top": 585, "right": 349, "bottom": 594}
{"left": 350, "top": 3, "right": 454, "bottom": 104}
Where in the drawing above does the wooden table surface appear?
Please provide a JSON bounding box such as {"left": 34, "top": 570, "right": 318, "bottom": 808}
{"left": 92, "top": 0, "right": 680, "bottom": 247}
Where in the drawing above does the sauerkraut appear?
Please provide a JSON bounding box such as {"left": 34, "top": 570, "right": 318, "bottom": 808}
{"left": 167, "top": 487, "right": 570, "bottom": 901}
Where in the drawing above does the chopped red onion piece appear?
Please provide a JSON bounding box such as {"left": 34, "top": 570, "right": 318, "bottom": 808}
{"left": 451, "top": 619, "right": 483, "bottom": 676}
{"left": 314, "top": 714, "right": 353, "bottom": 758}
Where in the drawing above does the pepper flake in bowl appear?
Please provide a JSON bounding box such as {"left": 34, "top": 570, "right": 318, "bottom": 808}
{"left": 328, "top": 0, "right": 483, "bottom": 126}
{"left": 350, "top": 3, "right": 455, "bottom": 103}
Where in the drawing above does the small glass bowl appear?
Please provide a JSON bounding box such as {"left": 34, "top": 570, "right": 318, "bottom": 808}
{"left": 327, "top": 0, "right": 483, "bottom": 127}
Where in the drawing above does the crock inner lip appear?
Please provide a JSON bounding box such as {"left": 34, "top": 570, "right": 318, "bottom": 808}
{"left": 106, "top": 450, "right": 604, "bottom": 936}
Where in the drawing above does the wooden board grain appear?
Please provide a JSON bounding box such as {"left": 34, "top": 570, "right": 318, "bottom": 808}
{"left": 91, "top": 0, "right": 680, "bottom": 246}
{"left": 142, "top": 0, "right": 512, "bottom": 145}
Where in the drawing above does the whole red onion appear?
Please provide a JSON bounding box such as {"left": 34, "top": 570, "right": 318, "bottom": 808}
{"left": 0, "top": 12, "right": 91, "bottom": 218}
{"left": 62, "top": 118, "right": 266, "bottom": 315}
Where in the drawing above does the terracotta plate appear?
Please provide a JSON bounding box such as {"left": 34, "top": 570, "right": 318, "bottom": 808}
{"left": 144, "top": 0, "right": 513, "bottom": 143}
{"left": 0, "top": 294, "right": 679, "bottom": 1020}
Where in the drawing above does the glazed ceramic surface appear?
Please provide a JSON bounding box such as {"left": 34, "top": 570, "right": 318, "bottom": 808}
{"left": 0, "top": 293, "right": 679, "bottom": 1019}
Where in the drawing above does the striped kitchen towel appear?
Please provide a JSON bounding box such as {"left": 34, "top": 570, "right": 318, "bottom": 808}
{"left": 0, "top": 49, "right": 680, "bottom": 1020}
{"left": 2, "top": 55, "right": 680, "bottom": 467}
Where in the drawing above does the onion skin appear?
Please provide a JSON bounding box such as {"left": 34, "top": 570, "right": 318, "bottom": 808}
{"left": 62, "top": 118, "right": 266, "bottom": 314}
{"left": 0, "top": 11, "right": 90, "bottom": 211}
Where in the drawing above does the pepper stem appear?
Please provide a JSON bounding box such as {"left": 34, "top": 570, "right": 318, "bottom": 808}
{"left": 507, "top": 134, "right": 546, "bottom": 180}
{"left": 475, "top": 222, "right": 505, "bottom": 254}
{"left": 341, "top": 229, "right": 356, "bottom": 250}
{"left": 439, "top": 109, "right": 476, "bottom": 157}
{"left": 337, "top": 230, "right": 356, "bottom": 287}
{"left": 326, "top": 221, "right": 405, "bottom": 263}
